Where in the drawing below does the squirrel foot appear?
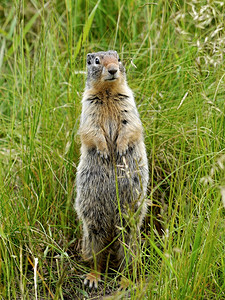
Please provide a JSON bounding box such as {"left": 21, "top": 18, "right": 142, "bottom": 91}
{"left": 84, "top": 271, "right": 101, "bottom": 289}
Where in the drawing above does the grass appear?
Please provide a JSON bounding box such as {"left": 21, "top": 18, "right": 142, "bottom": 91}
{"left": 0, "top": 0, "right": 225, "bottom": 298}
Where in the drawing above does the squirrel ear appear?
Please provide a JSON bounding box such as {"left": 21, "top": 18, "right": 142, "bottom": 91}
{"left": 87, "top": 53, "right": 92, "bottom": 64}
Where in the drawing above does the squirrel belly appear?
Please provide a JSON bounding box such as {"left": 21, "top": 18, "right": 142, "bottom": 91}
{"left": 75, "top": 50, "right": 149, "bottom": 289}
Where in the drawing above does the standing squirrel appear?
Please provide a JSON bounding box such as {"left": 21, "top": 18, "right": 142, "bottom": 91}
{"left": 75, "top": 50, "right": 149, "bottom": 288}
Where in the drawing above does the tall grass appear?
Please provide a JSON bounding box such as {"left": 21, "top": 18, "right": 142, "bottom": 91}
{"left": 0, "top": 0, "right": 225, "bottom": 298}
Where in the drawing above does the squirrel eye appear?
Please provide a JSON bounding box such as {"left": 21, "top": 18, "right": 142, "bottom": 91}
{"left": 87, "top": 60, "right": 91, "bottom": 65}
{"left": 118, "top": 58, "right": 121, "bottom": 62}
{"left": 95, "top": 57, "right": 100, "bottom": 64}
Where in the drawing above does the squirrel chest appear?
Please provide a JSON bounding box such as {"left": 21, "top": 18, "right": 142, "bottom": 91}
{"left": 85, "top": 90, "right": 128, "bottom": 143}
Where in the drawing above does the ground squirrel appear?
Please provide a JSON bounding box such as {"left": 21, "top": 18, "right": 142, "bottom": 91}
{"left": 75, "top": 50, "right": 149, "bottom": 288}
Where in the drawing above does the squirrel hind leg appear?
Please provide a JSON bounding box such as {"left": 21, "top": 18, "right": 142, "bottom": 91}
{"left": 82, "top": 227, "right": 109, "bottom": 288}
{"left": 111, "top": 224, "right": 134, "bottom": 272}
{"left": 110, "top": 237, "right": 129, "bottom": 271}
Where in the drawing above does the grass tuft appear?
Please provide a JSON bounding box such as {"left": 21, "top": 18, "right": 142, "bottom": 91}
{"left": 0, "top": 0, "right": 225, "bottom": 298}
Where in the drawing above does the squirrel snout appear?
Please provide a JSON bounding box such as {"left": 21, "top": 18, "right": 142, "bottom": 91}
{"left": 107, "top": 64, "right": 119, "bottom": 76}
{"left": 101, "top": 59, "right": 121, "bottom": 81}
{"left": 108, "top": 67, "right": 118, "bottom": 75}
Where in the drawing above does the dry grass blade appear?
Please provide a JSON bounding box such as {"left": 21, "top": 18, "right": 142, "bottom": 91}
{"left": 27, "top": 257, "right": 54, "bottom": 299}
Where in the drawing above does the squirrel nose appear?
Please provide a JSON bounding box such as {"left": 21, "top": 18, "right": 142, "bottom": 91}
{"left": 108, "top": 68, "right": 118, "bottom": 75}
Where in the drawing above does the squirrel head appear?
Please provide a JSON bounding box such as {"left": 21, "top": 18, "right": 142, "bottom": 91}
{"left": 86, "top": 50, "right": 126, "bottom": 90}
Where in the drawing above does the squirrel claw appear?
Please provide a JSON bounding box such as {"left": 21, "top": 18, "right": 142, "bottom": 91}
{"left": 84, "top": 272, "right": 101, "bottom": 289}
{"left": 117, "top": 147, "right": 128, "bottom": 156}
{"left": 97, "top": 149, "right": 108, "bottom": 159}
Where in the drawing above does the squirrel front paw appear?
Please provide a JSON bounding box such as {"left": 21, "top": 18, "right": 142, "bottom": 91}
{"left": 96, "top": 142, "right": 109, "bottom": 159}
{"left": 117, "top": 139, "right": 129, "bottom": 156}
{"left": 97, "top": 148, "right": 109, "bottom": 159}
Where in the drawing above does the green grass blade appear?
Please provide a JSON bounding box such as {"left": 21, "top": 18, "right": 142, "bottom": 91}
{"left": 73, "top": 0, "right": 101, "bottom": 60}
